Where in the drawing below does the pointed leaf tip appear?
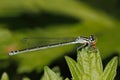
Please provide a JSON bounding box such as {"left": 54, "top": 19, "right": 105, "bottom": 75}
{"left": 65, "top": 56, "right": 82, "bottom": 80}
{"left": 22, "top": 77, "right": 30, "bottom": 80}
{"left": 43, "top": 66, "right": 62, "bottom": 80}
{"left": 103, "top": 56, "right": 118, "bottom": 80}
{"left": 1, "top": 72, "right": 9, "bottom": 80}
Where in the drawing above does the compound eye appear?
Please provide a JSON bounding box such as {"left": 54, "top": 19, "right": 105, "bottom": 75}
{"left": 89, "top": 35, "right": 95, "bottom": 41}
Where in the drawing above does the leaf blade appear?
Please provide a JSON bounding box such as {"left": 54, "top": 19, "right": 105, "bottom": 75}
{"left": 42, "top": 66, "right": 62, "bottom": 80}
{"left": 65, "top": 56, "right": 82, "bottom": 80}
{"left": 77, "top": 48, "right": 103, "bottom": 80}
{"left": 1, "top": 72, "right": 9, "bottom": 80}
{"left": 103, "top": 57, "right": 118, "bottom": 80}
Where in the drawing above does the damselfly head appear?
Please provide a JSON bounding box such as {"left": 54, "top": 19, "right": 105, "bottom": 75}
{"left": 88, "top": 35, "right": 96, "bottom": 49}
{"left": 89, "top": 35, "right": 95, "bottom": 42}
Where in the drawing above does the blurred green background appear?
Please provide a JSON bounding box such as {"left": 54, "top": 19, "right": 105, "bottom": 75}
{"left": 0, "top": 0, "right": 120, "bottom": 80}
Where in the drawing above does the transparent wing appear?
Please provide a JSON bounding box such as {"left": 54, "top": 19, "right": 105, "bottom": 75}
{"left": 22, "top": 37, "right": 76, "bottom": 48}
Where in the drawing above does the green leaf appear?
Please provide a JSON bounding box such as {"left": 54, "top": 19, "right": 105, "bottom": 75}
{"left": 65, "top": 48, "right": 118, "bottom": 80}
{"left": 103, "top": 57, "right": 118, "bottom": 80}
{"left": 42, "top": 66, "right": 62, "bottom": 80}
{"left": 1, "top": 72, "right": 9, "bottom": 80}
{"left": 64, "top": 78, "right": 70, "bottom": 80}
{"left": 77, "top": 49, "right": 103, "bottom": 80}
{"left": 22, "top": 77, "right": 31, "bottom": 80}
{"left": 66, "top": 48, "right": 103, "bottom": 80}
{"left": 65, "top": 56, "right": 82, "bottom": 80}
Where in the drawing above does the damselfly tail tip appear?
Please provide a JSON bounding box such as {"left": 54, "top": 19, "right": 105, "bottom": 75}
{"left": 9, "top": 51, "right": 15, "bottom": 56}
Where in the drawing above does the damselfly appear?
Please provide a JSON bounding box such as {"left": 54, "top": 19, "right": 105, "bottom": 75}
{"left": 9, "top": 35, "right": 96, "bottom": 55}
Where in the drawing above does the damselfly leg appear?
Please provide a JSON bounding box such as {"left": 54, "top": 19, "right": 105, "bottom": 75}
{"left": 77, "top": 43, "right": 88, "bottom": 52}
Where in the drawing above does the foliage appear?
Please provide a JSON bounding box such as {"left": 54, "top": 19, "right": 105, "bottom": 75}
{"left": 41, "top": 66, "right": 63, "bottom": 80}
{"left": 1, "top": 48, "right": 118, "bottom": 80}
{"left": 42, "top": 48, "right": 118, "bottom": 80}
{"left": 65, "top": 48, "right": 118, "bottom": 80}
{"left": 1, "top": 72, "right": 9, "bottom": 80}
